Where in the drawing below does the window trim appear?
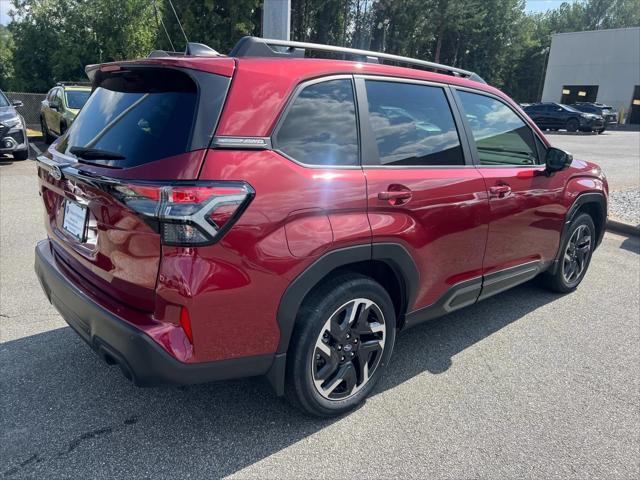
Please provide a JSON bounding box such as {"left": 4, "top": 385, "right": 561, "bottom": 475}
{"left": 270, "top": 74, "right": 362, "bottom": 169}
{"left": 355, "top": 74, "right": 475, "bottom": 169}
{"left": 451, "top": 86, "right": 547, "bottom": 168}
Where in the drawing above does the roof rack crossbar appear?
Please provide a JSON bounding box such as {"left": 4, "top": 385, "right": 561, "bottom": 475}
{"left": 230, "top": 37, "right": 485, "bottom": 83}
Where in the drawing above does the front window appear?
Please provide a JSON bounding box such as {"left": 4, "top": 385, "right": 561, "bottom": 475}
{"left": 0, "top": 91, "right": 9, "bottom": 107}
{"left": 560, "top": 104, "right": 582, "bottom": 113}
{"left": 65, "top": 90, "right": 91, "bottom": 109}
{"left": 457, "top": 91, "right": 539, "bottom": 166}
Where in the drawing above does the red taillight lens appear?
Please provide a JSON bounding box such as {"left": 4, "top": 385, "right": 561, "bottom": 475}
{"left": 111, "top": 182, "right": 254, "bottom": 246}
{"left": 179, "top": 306, "right": 193, "bottom": 344}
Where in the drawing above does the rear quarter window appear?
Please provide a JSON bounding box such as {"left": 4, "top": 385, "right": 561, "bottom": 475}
{"left": 274, "top": 79, "right": 359, "bottom": 166}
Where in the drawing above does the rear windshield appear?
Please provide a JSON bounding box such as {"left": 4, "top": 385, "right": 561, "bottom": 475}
{"left": 57, "top": 68, "right": 204, "bottom": 168}
{"left": 65, "top": 90, "right": 91, "bottom": 109}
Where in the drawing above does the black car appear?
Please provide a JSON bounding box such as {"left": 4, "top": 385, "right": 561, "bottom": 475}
{"left": 571, "top": 102, "right": 618, "bottom": 130}
{"left": 0, "top": 90, "right": 29, "bottom": 160}
{"left": 524, "top": 102, "right": 605, "bottom": 133}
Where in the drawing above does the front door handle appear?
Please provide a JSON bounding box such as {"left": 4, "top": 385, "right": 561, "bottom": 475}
{"left": 378, "top": 186, "right": 412, "bottom": 206}
{"left": 489, "top": 184, "right": 511, "bottom": 198}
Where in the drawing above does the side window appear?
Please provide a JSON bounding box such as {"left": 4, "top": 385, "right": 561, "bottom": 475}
{"left": 365, "top": 80, "right": 465, "bottom": 166}
{"left": 457, "top": 91, "right": 539, "bottom": 166}
{"left": 275, "top": 79, "right": 358, "bottom": 166}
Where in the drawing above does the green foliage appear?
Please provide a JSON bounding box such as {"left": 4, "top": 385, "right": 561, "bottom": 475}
{"left": 2, "top": 0, "right": 639, "bottom": 97}
{"left": 8, "top": 0, "right": 156, "bottom": 92}
{"left": 0, "top": 25, "right": 14, "bottom": 90}
{"left": 156, "top": 0, "right": 262, "bottom": 53}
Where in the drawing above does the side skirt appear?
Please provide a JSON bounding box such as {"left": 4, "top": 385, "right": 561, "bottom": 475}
{"left": 404, "top": 260, "right": 545, "bottom": 329}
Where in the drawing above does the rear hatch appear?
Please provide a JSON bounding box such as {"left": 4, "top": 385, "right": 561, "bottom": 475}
{"left": 37, "top": 61, "right": 233, "bottom": 312}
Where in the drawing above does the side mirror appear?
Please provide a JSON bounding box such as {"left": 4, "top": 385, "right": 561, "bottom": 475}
{"left": 12, "top": 100, "right": 23, "bottom": 108}
{"left": 545, "top": 147, "right": 573, "bottom": 174}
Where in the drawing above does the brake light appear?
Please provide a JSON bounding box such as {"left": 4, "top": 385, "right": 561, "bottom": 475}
{"left": 112, "top": 182, "right": 254, "bottom": 246}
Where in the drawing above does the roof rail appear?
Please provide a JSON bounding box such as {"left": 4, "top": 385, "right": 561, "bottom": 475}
{"left": 229, "top": 36, "right": 485, "bottom": 83}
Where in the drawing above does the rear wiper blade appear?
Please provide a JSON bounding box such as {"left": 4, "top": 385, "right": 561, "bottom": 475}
{"left": 70, "top": 146, "right": 126, "bottom": 160}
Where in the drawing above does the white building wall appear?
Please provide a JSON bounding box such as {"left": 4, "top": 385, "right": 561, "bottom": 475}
{"left": 541, "top": 27, "right": 640, "bottom": 114}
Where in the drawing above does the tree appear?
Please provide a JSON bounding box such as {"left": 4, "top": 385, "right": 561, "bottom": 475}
{"left": 8, "top": 0, "right": 157, "bottom": 92}
{"left": 157, "top": 0, "right": 262, "bottom": 54}
{"left": 0, "top": 25, "right": 14, "bottom": 90}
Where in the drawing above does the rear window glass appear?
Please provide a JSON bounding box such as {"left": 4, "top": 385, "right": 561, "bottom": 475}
{"left": 65, "top": 90, "right": 91, "bottom": 109}
{"left": 275, "top": 79, "right": 358, "bottom": 166}
{"left": 365, "top": 80, "right": 464, "bottom": 166}
{"left": 57, "top": 68, "right": 199, "bottom": 168}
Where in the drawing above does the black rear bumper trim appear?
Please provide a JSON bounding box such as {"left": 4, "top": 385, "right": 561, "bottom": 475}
{"left": 34, "top": 240, "right": 273, "bottom": 387}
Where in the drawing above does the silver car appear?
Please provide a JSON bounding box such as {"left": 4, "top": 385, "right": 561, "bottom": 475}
{"left": 0, "top": 90, "right": 29, "bottom": 160}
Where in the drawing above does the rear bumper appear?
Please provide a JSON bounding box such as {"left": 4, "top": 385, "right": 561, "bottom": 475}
{"left": 34, "top": 239, "right": 273, "bottom": 387}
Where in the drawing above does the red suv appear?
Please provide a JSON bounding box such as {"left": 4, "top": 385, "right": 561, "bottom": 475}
{"left": 35, "top": 37, "right": 607, "bottom": 417}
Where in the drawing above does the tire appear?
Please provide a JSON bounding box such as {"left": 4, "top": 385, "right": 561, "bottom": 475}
{"left": 285, "top": 273, "right": 396, "bottom": 417}
{"left": 12, "top": 149, "right": 28, "bottom": 160}
{"left": 41, "top": 117, "right": 53, "bottom": 144}
{"left": 597, "top": 128, "right": 606, "bottom": 134}
{"left": 566, "top": 118, "right": 579, "bottom": 132}
{"left": 539, "top": 213, "right": 596, "bottom": 293}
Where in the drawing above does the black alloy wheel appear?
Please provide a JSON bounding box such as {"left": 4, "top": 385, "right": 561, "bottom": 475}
{"left": 566, "top": 118, "right": 579, "bottom": 132}
{"left": 539, "top": 213, "right": 595, "bottom": 293}
{"left": 285, "top": 274, "right": 396, "bottom": 417}
{"left": 312, "top": 298, "right": 386, "bottom": 400}
{"left": 562, "top": 224, "right": 592, "bottom": 285}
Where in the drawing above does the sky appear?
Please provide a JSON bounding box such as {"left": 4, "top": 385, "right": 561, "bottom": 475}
{"left": 0, "top": 0, "right": 11, "bottom": 26}
{"left": 525, "top": 0, "right": 567, "bottom": 13}
{"left": 0, "top": 0, "right": 568, "bottom": 26}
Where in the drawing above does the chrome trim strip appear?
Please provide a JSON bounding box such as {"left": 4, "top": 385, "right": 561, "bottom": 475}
{"left": 212, "top": 136, "right": 272, "bottom": 149}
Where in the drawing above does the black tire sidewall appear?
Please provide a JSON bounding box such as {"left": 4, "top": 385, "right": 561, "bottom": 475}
{"left": 286, "top": 275, "right": 396, "bottom": 417}
{"left": 566, "top": 118, "right": 579, "bottom": 132}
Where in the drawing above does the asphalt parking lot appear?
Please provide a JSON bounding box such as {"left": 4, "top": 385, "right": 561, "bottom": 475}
{"left": 1, "top": 134, "right": 639, "bottom": 478}
{"left": 546, "top": 130, "right": 640, "bottom": 191}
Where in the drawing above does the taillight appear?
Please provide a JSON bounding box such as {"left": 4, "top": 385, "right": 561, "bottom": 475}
{"left": 111, "top": 182, "right": 254, "bottom": 246}
{"left": 179, "top": 306, "right": 194, "bottom": 344}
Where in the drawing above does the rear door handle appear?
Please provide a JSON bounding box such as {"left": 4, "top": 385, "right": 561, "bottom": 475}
{"left": 489, "top": 184, "right": 511, "bottom": 198}
{"left": 378, "top": 187, "right": 412, "bottom": 205}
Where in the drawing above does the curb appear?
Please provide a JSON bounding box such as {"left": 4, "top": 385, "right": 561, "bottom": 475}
{"left": 606, "top": 219, "right": 640, "bottom": 237}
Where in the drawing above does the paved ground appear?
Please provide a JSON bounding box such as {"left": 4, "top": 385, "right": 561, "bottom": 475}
{"left": 1, "top": 143, "right": 639, "bottom": 478}
{"left": 546, "top": 130, "right": 640, "bottom": 192}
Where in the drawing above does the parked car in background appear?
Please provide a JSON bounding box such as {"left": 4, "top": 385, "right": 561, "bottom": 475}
{"left": 0, "top": 89, "right": 29, "bottom": 160}
{"left": 524, "top": 102, "right": 605, "bottom": 133}
{"left": 35, "top": 37, "right": 608, "bottom": 417}
{"left": 570, "top": 102, "right": 619, "bottom": 130}
{"left": 40, "top": 83, "right": 91, "bottom": 143}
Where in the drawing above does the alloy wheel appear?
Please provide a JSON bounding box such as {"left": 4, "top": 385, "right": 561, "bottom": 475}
{"left": 562, "top": 224, "right": 592, "bottom": 283}
{"left": 311, "top": 298, "right": 386, "bottom": 401}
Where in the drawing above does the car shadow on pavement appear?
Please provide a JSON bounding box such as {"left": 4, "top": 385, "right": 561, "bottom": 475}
{"left": 619, "top": 235, "right": 640, "bottom": 254}
{"left": 0, "top": 281, "right": 562, "bottom": 478}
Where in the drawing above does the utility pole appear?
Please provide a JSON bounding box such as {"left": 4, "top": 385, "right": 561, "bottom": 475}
{"left": 262, "top": 0, "right": 291, "bottom": 40}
